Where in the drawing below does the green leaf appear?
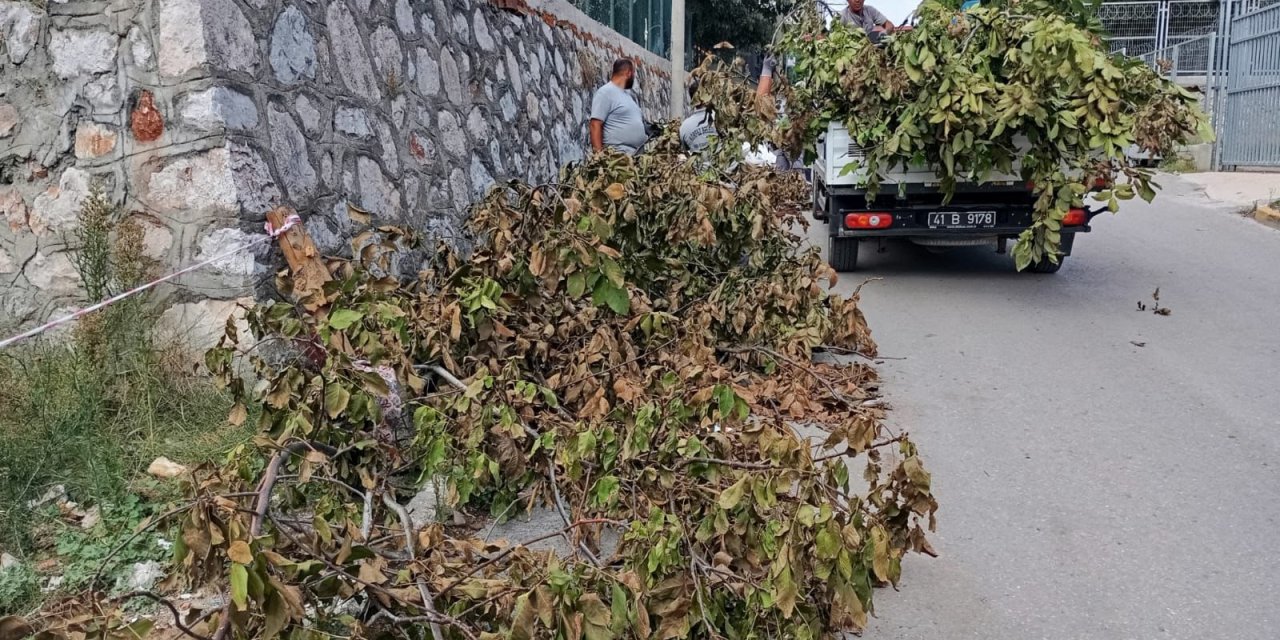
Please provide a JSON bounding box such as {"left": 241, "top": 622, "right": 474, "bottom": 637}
{"left": 610, "top": 583, "right": 629, "bottom": 635}
{"left": 324, "top": 384, "right": 351, "bottom": 419}
{"left": 567, "top": 271, "right": 587, "bottom": 297}
{"left": 774, "top": 566, "right": 799, "bottom": 619}
{"left": 816, "top": 526, "right": 842, "bottom": 559}
{"left": 601, "top": 257, "right": 625, "bottom": 288}
{"left": 328, "top": 309, "right": 364, "bottom": 330}
{"left": 262, "top": 591, "right": 287, "bottom": 640}
{"left": 592, "top": 475, "right": 620, "bottom": 507}
{"left": 592, "top": 280, "right": 631, "bottom": 315}
{"left": 230, "top": 564, "right": 248, "bottom": 610}
{"left": 718, "top": 476, "right": 748, "bottom": 510}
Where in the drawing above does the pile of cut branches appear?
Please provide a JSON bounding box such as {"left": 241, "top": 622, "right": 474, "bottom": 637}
{"left": 22, "top": 61, "right": 935, "bottom": 640}
{"left": 773, "top": 0, "right": 1211, "bottom": 269}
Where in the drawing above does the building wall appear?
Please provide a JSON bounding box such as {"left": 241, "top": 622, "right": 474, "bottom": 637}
{"left": 0, "top": 0, "right": 671, "bottom": 345}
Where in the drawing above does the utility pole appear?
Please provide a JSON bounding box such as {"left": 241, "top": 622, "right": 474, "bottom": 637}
{"left": 670, "top": 0, "right": 685, "bottom": 119}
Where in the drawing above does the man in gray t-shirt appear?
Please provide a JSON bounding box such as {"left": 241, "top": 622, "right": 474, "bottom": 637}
{"left": 839, "top": 0, "right": 906, "bottom": 38}
{"left": 590, "top": 59, "right": 649, "bottom": 155}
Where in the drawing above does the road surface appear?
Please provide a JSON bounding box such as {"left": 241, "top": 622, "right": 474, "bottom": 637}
{"left": 814, "top": 176, "right": 1280, "bottom": 640}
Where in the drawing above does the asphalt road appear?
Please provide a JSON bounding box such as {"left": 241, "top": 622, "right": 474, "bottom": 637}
{"left": 813, "top": 176, "right": 1280, "bottom": 640}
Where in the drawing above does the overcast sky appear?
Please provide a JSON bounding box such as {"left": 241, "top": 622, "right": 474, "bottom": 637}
{"left": 822, "top": 0, "right": 921, "bottom": 24}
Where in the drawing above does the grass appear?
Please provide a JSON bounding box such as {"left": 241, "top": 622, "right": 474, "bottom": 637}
{"left": 0, "top": 185, "right": 253, "bottom": 610}
{"left": 0, "top": 336, "right": 247, "bottom": 552}
{"left": 1159, "top": 154, "right": 1198, "bottom": 174}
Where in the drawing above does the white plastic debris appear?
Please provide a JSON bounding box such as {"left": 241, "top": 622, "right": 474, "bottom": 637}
{"left": 147, "top": 456, "right": 189, "bottom": 478}
{"left": 125, "top": 561, "right": 166, "bottom": 591}
{"left": 27, "top": 484, "right": 67, "bottom": 508}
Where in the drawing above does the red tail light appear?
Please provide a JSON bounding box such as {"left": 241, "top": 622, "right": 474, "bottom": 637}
{"left": 844, "top": 212, "right": 894, "bottom": 229}
{"left": 1063, "top": 208, "right": 1088, "bottom": 226}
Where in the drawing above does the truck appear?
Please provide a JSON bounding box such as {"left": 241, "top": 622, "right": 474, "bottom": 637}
{"left": 812, "top": 122, "right": 1102, "bottom": 273}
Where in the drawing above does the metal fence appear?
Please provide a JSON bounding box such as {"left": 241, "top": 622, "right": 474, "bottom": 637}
{"left": 569, "top": 0, "right": 674, "bottom": 58}
{"left": 1100, "top": 0, "right": 1222, "bottom": 69}
{"left": 1219, "top": 2, "right": 1280, "bottom": 166}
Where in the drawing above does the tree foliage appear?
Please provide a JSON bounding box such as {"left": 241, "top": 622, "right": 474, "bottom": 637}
{"left": 23, "top": 61, "right": 936, "bottom": 640}
{"left": 773, "top": 1, "right": 1209, "bottom": 268}
{"left": 690, "top": 0, "right": 797, "bottom": 54}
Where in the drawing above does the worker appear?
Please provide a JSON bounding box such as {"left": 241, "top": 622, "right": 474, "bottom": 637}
{"left": 679, "top": 79, "right": 716, "bottom": 153}
{"left": 590, "top": 59, "right": 649, "bottom": 155}
{"left": 839, "top": 0, "right": 910, "bottom": 39}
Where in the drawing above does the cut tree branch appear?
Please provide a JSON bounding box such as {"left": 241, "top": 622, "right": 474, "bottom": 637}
{"left": 111, "top": 591, "right": 213, "bottom": 640}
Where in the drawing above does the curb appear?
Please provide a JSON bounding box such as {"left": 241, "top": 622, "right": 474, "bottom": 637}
{"left": 1254, "top": 203, "right": 1280, "bottom": 229}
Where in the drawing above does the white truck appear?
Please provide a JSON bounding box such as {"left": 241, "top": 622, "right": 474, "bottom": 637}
{"left": 812, "top": 123, "right": 1099, "bottom": 273}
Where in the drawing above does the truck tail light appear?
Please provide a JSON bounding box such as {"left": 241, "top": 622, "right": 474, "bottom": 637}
{"left": 1063, "top": 208, "right": 1088, "bottom": 226}
{"left": 844, "top": 212, "right": 894, "bottom": 229}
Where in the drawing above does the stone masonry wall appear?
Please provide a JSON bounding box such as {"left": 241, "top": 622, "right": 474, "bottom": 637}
{"left": 0, "top": 0, "right": 671, "bottom": 347}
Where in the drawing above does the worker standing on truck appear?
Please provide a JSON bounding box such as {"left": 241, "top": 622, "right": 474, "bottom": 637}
{"left": 590, "top": 59, "right": 649, "bottom": 155}
{"left": 839, "top": 0, "right": 911, "bottom": 41}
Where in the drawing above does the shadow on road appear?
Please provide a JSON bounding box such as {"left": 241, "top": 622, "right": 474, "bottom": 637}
{"left": 836, "top": 239, "right": 1050, "bottom": 276}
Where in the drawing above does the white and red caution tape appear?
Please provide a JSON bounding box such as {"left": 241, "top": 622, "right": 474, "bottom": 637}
{"left": 0, "top": 214, "right": 301, "bottom": 351}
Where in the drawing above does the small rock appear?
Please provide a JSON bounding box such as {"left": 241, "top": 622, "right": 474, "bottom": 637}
{"left": 156, "top": 298, "right": 254, "bottom": 354}
{"left": 327, "top": 1, "right": 382, "bottom": 100}
{"left": 179, "top": 86, "right": 259, "bottom": 131}
{"left": 148, "top": 456, "right": 189, "bottom": 478}
{"left": 452, "top": 13, "right": 469, "bottom": 41}
{"left": 395, "top": 0, "right": 417, "bottom": 35}
{"left": 466, "top": 107, "right": 489, "bottom": 141}
{"left": 0, "top": 3, "right": 40, "bottom": 65}
{"left": 83, "top": 75, "right": 123, "bottom": 114}
{"left": 79, "top": 505, "right": 102, "bottom": 530}
{"left": 355, "top": 156, "right": 402, "bottom": 220}
{"left": 74, "top": 122, "right": 118, "bottom": 159}
{"left": 199, "top": 227, "right": 259, "bottom": 277}
{"left": 0, "top": 247, "right": 15, "bottom": 274}
{"left": 203, "top": 0, "right": 258, "bottom": 74}
{"left": 295, "top": 94, "right": 322, "bottom": 134}
{"left": 334, "top": 106, "right": 372, "bottom": 138}
{"left": 0, "top": 103, "right": 18, "bottom": 137}
{"left": 159, "top": 0, "right": 206, "bottom": 77}
{"left": 29, "top": 167, "right": 91, "bottom": 235}
{"left": 375, "top": 117, "right": 399, "bottom": 176}
{"left": 128, "top": 26, "right": 153, "bottom": 68}
{"left": 474, "top": 9, "right": 495, "bottom": 51}
{"left": 440, "top": 48, "right": 463, "bottom": 105}
{"left": 26, "top": 252, "right": 82, "bottom": 294}
{"left": 268, "top": 104, "right": 318, "bottom": 202}
{"left": 270, "top": 5, "right": 317, "bottom": 85}
{"left": 416, "top": 48, "right": 440, "bottom": 97}
{"left": 437, "top": 111, "right": 466, "bottom": 157}
{"left": 48, "top": 28, "right": 117, "bottom": 78}
{"left": 1, "top": 552, "right": 18, "bottom": 570}
{"left": 370, "top": 25, "right": 403, "bottom": 79}
{"left": 1, "top": 187, "right": 28, "bottom": 233}
{"left": 469, "top": 154, "right": 493, "bottom": 200}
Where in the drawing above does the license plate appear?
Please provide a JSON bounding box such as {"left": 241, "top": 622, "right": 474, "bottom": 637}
{"left": 927, "top": 211, "right": 997, "bottom": 229}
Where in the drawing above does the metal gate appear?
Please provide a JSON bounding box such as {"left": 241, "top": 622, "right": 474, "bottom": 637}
{"left": 1220, "top": 3, "right": 1280, "bottom": 167}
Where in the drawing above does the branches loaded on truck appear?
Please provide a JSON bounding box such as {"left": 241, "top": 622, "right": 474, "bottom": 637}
{"left": 772, "top": 0, "right": 1209, "bottom": 272}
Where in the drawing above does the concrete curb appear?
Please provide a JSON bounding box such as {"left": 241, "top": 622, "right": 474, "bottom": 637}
{"left": 1254, "top": 203, "right": 1280, "bottom": 229}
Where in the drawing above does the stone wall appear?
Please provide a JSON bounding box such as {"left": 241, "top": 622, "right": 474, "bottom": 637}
{"left": 0, "top": 0, "right": 671, "bottom": 345}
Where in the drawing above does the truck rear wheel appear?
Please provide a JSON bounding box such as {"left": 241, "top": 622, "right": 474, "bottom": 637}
{"left": 1026, "top": 257, "right": 1064, "bottom": 274}
{"left": 829, "top": 237, "right": 859, "bottom": 272}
